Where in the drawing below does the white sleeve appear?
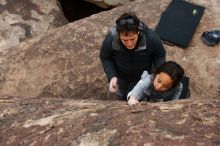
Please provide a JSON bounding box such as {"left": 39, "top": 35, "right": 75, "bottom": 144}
{"left": 127, "top": 71, "right": 151, "bottom": 101}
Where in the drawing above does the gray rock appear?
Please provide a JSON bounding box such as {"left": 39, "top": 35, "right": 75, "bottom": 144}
{"left": 85, "top": 0, "right": 134, "bottom": 8}
{"left": 0, "top": 0, "right": 67, "bottom": 54}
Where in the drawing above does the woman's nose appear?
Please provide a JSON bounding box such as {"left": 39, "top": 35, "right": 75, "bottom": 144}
{"left": 155, "top": 84, "right": 162, "bottom": 90}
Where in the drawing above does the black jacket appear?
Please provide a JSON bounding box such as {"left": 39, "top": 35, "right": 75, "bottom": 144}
{"left": 100, "top": 22, "right": 166, "bottom": 82}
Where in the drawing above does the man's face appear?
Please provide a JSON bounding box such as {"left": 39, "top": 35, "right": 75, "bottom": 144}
{"left": 119, "top": 31, "right": 139, "bottom": 50}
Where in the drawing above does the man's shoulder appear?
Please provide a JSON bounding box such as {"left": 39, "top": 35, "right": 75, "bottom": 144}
{"left": 147, "top": 29, "right": 160, "bottom": 40}
{"left": 102, "top": 27, "right": 117, "bottom": 46}
{"left": 108, "top": 26, "right": 118, "bottom": 37}
{"left": 140, "top": 22, "right": 161, "bottom": 43}
{"left": 147, "top": 30, "right": 162, "bottom": 47}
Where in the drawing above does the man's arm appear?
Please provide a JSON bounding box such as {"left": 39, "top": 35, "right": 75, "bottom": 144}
{"left": 99, "top": 32, "right": 117, "bottom": 82}
{"left": 149, "top": 30, "right": 166, "bottom": 69}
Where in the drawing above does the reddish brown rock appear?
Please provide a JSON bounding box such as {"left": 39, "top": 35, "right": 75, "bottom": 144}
{"left": 0, "top": 0, "right": 219, "bottom": 100}
{"left": 0, "top": 0, "right": 219, "bottom": 145}
{"left": 0, "top": 96, "right": 219, "bottom": 145}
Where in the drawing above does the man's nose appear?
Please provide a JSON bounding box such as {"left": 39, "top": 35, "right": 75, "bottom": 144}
{"left": 126, "top": 40, "right": 133, "bottom": 45}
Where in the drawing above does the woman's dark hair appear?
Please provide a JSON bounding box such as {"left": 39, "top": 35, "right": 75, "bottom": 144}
{"left": 116, "top": 12, "right": 140, "bottom": 35}
{"left": 154, "top": 61, "right": 184, "bottom": 88}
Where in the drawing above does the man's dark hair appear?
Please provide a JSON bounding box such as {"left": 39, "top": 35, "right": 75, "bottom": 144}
{"left": 116, "top": 12, "right": 140, "bottom": 35}
{"left": 154, "top": 61, "right": 184, "bottom": 88}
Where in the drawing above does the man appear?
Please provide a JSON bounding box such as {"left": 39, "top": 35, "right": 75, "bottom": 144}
{"left": 100, "top": 12, "right": 166, "bottom": 100}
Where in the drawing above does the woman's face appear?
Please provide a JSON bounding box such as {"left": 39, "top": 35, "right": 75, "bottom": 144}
{"left": 119, "top": 31, "right": 139, "bottom": 49}
{"left": 153, "top": 72, "right": 173, "bottom": 92}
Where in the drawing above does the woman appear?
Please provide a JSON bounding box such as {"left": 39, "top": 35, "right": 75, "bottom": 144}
{"left": 127, "top": 61, "right": 184, "bottom": 105}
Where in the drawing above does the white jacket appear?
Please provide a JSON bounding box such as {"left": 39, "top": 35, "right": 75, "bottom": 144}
{"left": 127, "top": 71, "right": 183, "bottom": 102}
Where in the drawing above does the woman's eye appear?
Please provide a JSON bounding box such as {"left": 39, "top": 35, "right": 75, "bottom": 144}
{"left": 157, "top": 79, "right": 161, "bottom": 83}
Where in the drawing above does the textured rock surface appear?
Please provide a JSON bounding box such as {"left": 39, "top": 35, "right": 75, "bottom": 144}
{"left": 0, "top": 0, "right": 219, "bottom": 99}
{"left": 0, "top": 0, "right": 67, "bottom": 53}
{"left": 0, "top": 0, "right": 220, "bottom": 145}
{"left": 85, "top": 0, "right": 134, "bottom": 8}
{"left": 0, "top": 96, "right": 219, "bottom": 145}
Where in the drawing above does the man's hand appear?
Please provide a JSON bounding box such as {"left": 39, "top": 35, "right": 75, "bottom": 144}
{"left": 128, "top": 96, "right": 139, "bottom": 105}
{"left": 109, "top": 77, "right": 118, "bottom": 93}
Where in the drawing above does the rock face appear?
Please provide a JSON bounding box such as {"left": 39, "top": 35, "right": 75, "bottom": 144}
{"left": 0, "top": 0, "right": 67, "bottom": 53}
{"left": 85, "top": 0, "right": 133, "bottom": 8}
{"left": 0, "top": 0, "right": 219, "bottom": 99}
{"left": 0, "top": 96, "right": 219, "bottom": 145}
{"left": 0, "top": 0, "right": 220, "bottom": 145}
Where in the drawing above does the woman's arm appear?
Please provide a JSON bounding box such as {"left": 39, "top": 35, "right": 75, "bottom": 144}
{"left": 127, "top": 71, "right": 151, "bottom": 105}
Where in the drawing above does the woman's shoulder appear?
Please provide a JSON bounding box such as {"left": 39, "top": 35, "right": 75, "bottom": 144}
{"left": 140, "top": 71, "right": 154, "bottom": 84}
{"left": 174, "top": 82, "right": 183, "bottom": 91}
{"left": 141, "top": 71, "right": 152, "bottom": 79}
